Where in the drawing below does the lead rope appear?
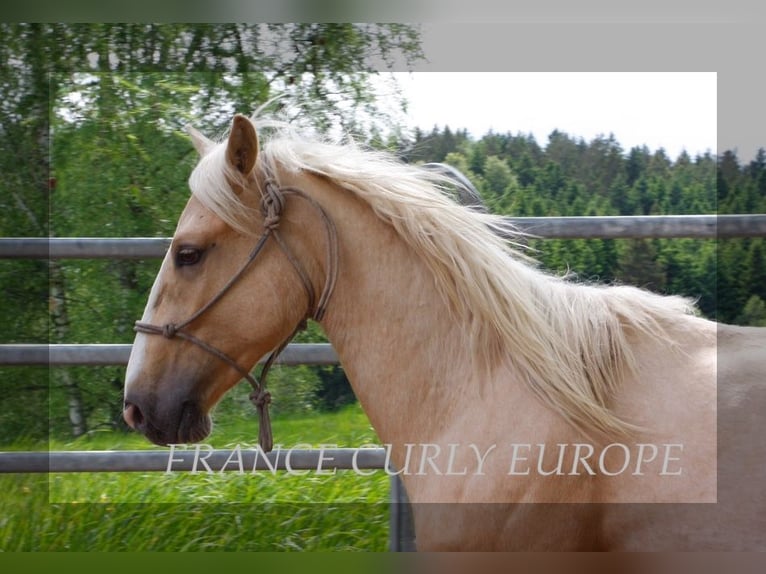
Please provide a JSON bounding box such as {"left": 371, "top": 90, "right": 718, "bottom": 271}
{"left": 248, "top": 319, "right": 305, "bottom": 453}
{"left": 134, "top": 166, "right": 339, "bottom": 453}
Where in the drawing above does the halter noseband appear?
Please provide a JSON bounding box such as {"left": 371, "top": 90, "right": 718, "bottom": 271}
{"left": 134, "top": 166, "right": 339, "bottom": 452}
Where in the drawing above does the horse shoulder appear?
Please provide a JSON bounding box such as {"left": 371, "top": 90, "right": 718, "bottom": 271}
{"left": 716, "top": 323, "right": 766, "bottom": 533}
{"left": 717, "top": 323, "right": 766, "bottom": 397}
{"left": 602, "top": 322, "right": 766, "bottom": 550}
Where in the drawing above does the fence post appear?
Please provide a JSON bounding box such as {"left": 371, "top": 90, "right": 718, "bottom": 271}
{"left": 389, "top": 473, "right": 416, "bottom": 551}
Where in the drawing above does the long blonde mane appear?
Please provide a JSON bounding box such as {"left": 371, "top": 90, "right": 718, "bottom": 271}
{"left": 190, "top": 117, "right": 701, "bottom": 438}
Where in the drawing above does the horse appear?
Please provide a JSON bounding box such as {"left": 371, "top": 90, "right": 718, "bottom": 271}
{"left": 123, "top": 114, "right": 766, "bottom": 551}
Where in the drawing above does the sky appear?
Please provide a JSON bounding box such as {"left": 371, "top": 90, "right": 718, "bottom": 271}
{"left": 375, "top": 72, "right": 718, "bottom": 160}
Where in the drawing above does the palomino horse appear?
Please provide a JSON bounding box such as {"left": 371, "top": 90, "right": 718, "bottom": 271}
{"left": 124, "top": 114, "right": 766, "bottom": 550}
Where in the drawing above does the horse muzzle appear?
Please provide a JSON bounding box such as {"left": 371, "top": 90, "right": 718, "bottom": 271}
{"left": 123, "top": 392, "right": 211, "bottom": 446}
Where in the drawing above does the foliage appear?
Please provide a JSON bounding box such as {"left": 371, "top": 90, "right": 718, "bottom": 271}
{"left": 0, "top": 23, "right": 423, "bottom": 443}
{"left": 737, "top": 295, "right": 766, "bottom": 327}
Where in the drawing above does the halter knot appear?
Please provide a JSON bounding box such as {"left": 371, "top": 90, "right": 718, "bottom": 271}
{"left": 249, "top": 387, "right": 273, "bottom": 452}
{"left": 261, "top": 179, "right": 285, "bottom": 231}
{"left": 249, "top": 387, "right": 271, "bottom": 407}
{"left": 162, "top": 323, "right": 177, "bottom": 339}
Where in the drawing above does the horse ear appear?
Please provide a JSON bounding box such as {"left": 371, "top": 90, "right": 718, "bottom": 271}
{"left": 186, "top": 125, "right": 215, "bottom": 157}
{"left": 225, "top": 114, "right": 259, "bottom": 176}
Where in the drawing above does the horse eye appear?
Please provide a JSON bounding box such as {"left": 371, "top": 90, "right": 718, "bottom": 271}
{"left": 175, "top": 247, "right": 203, "bottom": 267}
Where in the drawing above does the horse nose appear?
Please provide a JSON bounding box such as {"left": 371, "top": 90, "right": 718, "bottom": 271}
{"left": 123, "top": 400, "right": 145, "bottom": 431}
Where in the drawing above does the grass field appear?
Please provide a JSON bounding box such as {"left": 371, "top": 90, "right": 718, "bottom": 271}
{"left": 0, "top": 404, "right": 394, "bottom": 551}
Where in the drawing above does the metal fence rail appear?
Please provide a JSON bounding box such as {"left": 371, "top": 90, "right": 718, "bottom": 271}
{"left": 0, "top": 447, "right": 386, "bottom": 473}
{"left": 0, "top": 343, "right": 336, "bottom": 366}
{"left": 507, "top": 214, "right": 766, "bottom": 239}
{"left": 1, "top": 215, "right": 765, "bottom": 260}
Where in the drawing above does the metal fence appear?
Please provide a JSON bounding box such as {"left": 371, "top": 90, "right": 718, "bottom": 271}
{"left": 1, "top": 215, "right": 766, "bottom": 261}
{"left": 2, "top": 214, "right": 765, "bottom": 551}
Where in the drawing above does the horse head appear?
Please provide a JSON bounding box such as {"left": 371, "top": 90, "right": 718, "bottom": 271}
{"left": 123, "top": 115, "right": 332, "bottom": 447}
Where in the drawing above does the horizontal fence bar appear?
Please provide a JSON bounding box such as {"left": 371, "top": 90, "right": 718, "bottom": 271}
{"left": 2, "top": 215, "right": 765, "bottom": 260}
{"left": 0, "top": 343, "right": 338, "bottom": 366}
{"left": 0, "top": 448, "right": 387, "bottom": 473}
{"left": 0, "top": 237, "right": 171, "bottom": 259}
{"left": 506, "top": 214, "right": 766, "bottom": 239}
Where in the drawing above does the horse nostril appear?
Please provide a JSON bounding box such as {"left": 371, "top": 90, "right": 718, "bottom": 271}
{"left": 123, "top": 401, "right": 144, "bottom": 430}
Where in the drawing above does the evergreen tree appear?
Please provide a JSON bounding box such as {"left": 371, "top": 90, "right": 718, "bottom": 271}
{"left": 737, "top": 296, "right": 766, "bottom": 327}
{"left": 616, "top": 239, "right": 667, "bottom": 292}
{"left": 745, "top": 240, "right": 766, "bottom": 302}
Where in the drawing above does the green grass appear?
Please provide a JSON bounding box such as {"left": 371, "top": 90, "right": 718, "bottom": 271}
{"left": 0, "top": 404, "right": 394, "bottom": 551}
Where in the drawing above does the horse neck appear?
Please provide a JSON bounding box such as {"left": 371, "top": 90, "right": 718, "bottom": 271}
{"left": 298, "top": 175, "right": 476, "bottom": 446}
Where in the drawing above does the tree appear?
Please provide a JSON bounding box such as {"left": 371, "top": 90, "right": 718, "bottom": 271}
{"left": 616, "top": 239, "right": 667, "bottom": 293}
{"left": 482, "top": 156, "right": 513, "bottom": 194}
{"left": 737, "top": 296, "right": 766, "bottom": 327}
{"left": 1, "top": 23, "right": 425, "bottom": 441}
{"left": 744, "top": 240, "right": 766, "bottom": 302}
{"left": 0, "top": 24, "right": 58, "bottom": 440}
{"left": 625, "top": 146, "right": 649, "bottom": 187}
{"left": 716, "top": 240, "right": 750, "bottom": 323}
